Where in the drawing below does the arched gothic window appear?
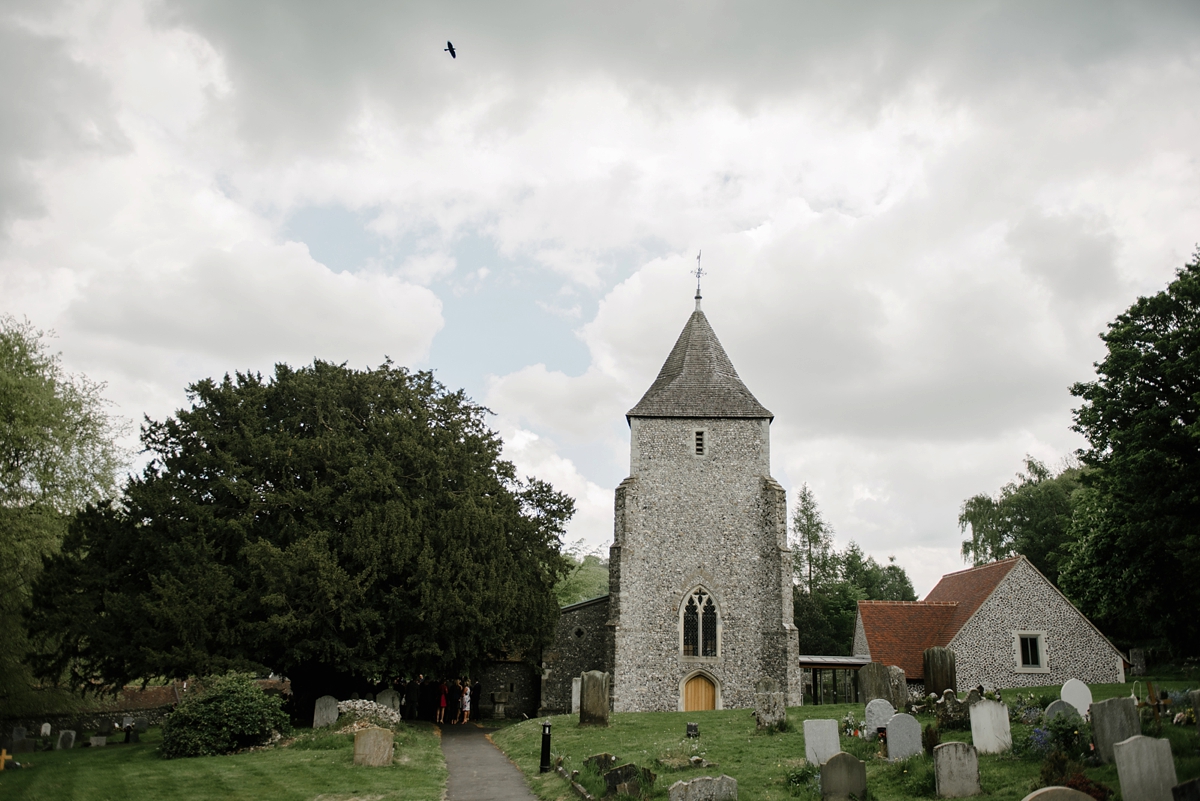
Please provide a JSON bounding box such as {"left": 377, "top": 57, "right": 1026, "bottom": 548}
{"left": 682, "top": 589, "right": 718, "bottom": 657}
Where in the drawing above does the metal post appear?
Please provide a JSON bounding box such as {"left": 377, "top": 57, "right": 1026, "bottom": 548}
{"left": 539, "top": 720, "right": 552, "bottom": 773}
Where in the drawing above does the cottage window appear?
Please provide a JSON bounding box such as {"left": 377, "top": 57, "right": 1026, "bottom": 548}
{"left": 682, "top": 589, "right": 719, "bottom": 658}
{"left": 1013, "top": 630, "right": 1049, "bottom": 673}
{"left": 1020, "top": 635, "right": 1040, "bottom": 667}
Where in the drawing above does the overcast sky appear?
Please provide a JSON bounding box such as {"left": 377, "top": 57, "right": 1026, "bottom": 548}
{"left": 4, "top": 0, "right": 1199, "bottom": 595}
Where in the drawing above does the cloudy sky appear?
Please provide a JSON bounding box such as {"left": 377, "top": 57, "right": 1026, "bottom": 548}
{"left": 4, "top": 0, "right": 1199, "bottom": 595}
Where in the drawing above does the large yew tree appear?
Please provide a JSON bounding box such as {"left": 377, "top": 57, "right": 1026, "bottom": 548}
{"left": 1061, "top": 253, "right": 1200, "bottom": 655}
{"left": 27, "top": 361, "right": 573, "bottom": 715}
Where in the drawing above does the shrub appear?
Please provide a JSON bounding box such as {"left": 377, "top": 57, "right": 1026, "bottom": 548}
{"left": 160, "top": 673, "right": 290, "bottom": 759}
{"left": 922, "top": 723, "right": 940, "bottom": 756}
{"left": 1043, "top": 712, "right": 1091, "bottom": 761}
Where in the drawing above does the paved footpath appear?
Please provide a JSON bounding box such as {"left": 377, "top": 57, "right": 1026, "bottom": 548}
{"left": 440, "top": 723, "right": 539, "bottom": 801}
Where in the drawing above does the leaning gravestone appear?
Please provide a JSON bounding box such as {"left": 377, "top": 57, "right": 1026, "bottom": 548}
{"left": 865, "top": 698, "right": 896, "bottom": 737}
{"left": 754, "top": 677, "right": 786, "bottom": 730}
{"left": 668, "top": 774, "right": 738, "bottom": 801}
{"left": 579, "top": 670, "right": 610, "bottom": 726}
{"left": 887, "top": 665, "right": 909, "bottom": 710}
{"left": 1044, "top": 699, "right": 1079, "bottom": 722}
{"left": 934, "top": 742, "right": 980, "bottom": 798}
{"left": 1172, "top": 778, "right": 1200, "bottom": 801}
{"left": 313, "top": 695, "right": 340, "bottom": 728}
{"left": 1020, "top": 788, "right": 1095, "bottom": 801}
{"left": 56, "top": 730, "right": 75, "bottom": 750}
{"left": 804, "top": 719, "right": 841, "bottom": 766}
{"left": 1060, "top": 679, "right": 1093, "bottom": 719}
{"left": 353, "top": 727, "right": 393, "bottom": 767}
{"left": 375, "top": 689, "right": 401, "bottom": 712}
{"left": 820, "top": 752, "right": 867, "bottom": 801}
{"left": 886, "top": 713, "right": 922, "bottom": 761}
{"left": 1114, "top": 735, "right": 1176, "bottom": 801}
{"left": 969, "top": 699, "right": 1012, "bottom": 754}
{"left": 1091, "top": 696, "right": 1140, "bottom": 763}
{"left": 40, "top": 723, "right": 51, "bottom": 738}
{"left": 858, "top": 662, "right": 893, "bottom": 705}
{"left": 924, "top": 647, "right": 957, "bottom": 698}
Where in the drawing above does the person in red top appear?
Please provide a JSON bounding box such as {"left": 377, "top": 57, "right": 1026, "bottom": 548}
{"left": 436, "top": 679, "right": 448, "bottom": 724}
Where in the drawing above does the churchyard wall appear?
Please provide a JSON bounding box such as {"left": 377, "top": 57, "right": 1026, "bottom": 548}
{"left": 950, "top": 559, "right": 1125, "bottom": 689}
{"left": 609, "top": 416, "right": 799, "bottom": 712}
{"left": 540, "top": 595, "right": 610, "bottom": 714}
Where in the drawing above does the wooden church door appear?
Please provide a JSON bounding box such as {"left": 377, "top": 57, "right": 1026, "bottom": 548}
{"left": 684, "top": 675, "right": 715, "bottom": 711}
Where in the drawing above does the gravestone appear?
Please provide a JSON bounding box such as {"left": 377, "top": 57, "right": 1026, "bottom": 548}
{"left": 12, "top": 737, "right": 34, "bottom": 754}
{"left": 572, "top": 676, "right": 581, "bottom": 714}
{"left": 934, "top": 742, "right": 980, "bottom": 798}
{"left": 1091, "top": 696, "right": 1139, "bottom": 763}
{"left": 1060, "top": 679, "right": 1093, "bottom": 719}
{"left": 1189, "top": 691, "right": 1200, "bottom": 735}
{"left": 804, "top": 719, "right": 840, "bottom": 766}
{"left": 820, "top": 752, "right": 867, "bottom": 801}
{"left": 1129, "top": 648, "right": 1146, "bottom": 676}
{"left": 668, "top": 774, "right": 738, "bottom": 801}
{"left": 1044, "top": 699, "right": 1079, "bottom": 722}
{"left": 754, "top": 677, "right": 786, "bottom": 730}
{"left": 886, "top": 713, "right": 922, "bottom": 761}
{"left": 11, "top": 727, "right": 25, "bottom": 744}
{"left": 858, "top": 662, "right": 892, "bottom": 705}
{"left": 865, "top": 698, "right": 896, "bottom": 737}
{"left": 1172, "top": 778, "right": 1200, "bottom": 801}
{"left": 584, "top": 753, "right": 618, "bottom": 772}
{"left": 375, "top": 689, "right": 401, "bottom": 711}
{"left": 122, "top": 716, "right": 134, "bottom": 729}
{"left": 491, "top": 691, "right": 509, "bottom": 719}
{"left": 1020, "top": 788, "right": 1095, "bottom": 801}
{"left": 604, "top": 763, "right": 645, "bottom": 797}
{"left": 56, "top": 730, "right": 75, "bottom": 750}
{"left": 963, "top": 688, "right": 982, "bottom": 707}
{"left": 937, "top": 689, "right": 971, "bottom": 729}
{"left": 313, "top": 695, "right": 340, "bottom": 728}
{"left": 90, "top": 736, "right": 107, "bottom": 747}
{"left": 1114, "top": 735, "right": 1176, "bottom": 801}
{"left": 579, "top": 670, "right": 610, "bottom": 726}
{"left": 135, "top": 719, "right": 148, "bottom": 733}
{"left": 353, "top": 727, "right": 393, "bottom": 767}
{"left": 40, "top": 723, "right": 51, "bottom": 738}
{"left": 969, "top": 699, "right": 1012, "bottom": 754}
{"left": 924, "top": 647, "right": 957, "bottom": 698}
{"left": 888, "top": 665, "right": 909, "bottom": 710}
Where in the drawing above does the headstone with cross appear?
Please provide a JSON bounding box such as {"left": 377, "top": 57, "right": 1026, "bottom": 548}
{"left": 1, "top": 749, "right": 13, "bottom": 771}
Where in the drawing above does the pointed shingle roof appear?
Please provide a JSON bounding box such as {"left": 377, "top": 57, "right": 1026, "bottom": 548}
{"left": 627, "top": 309, "right": 772, "bottom": 420}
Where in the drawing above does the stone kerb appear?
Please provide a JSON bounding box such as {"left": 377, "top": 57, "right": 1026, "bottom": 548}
{"left": 969, "top": 700, "right": 1012, "bottom": 754}
{"left": 1020, "top": 788, "right": 1095, "bottom": 801}
{"left": 886, "top": 713, "right": 922, "bottom": 761}
{"left": 1091, "top": 697, "right": 1139, "bottom": 764}
{"left": 934, "top": 742, "right": 980, "bottom": 798}
{"left": 803, "top": 719, "right": 840, "bottom": 766}
{"left": 353, "top": 727, "right": 394, "bottom": 767}
{"left": 865, "top": 699, "right": 895, "bottom": 737}
{"left": 1060, "top": 680, "right": 1093, "bottom": 719}
{"left": 579, "top": 671, "right": 611, "bottom": 727}
{"left": 375, "top": 689, "right": 400, "bottom": 712}
{"left": 313, "top": 695, "right": 339, "bottom": 728}
{"left": 1113, "top": 735, "right": 1177, "bottom": 801}
{"left": 820, "top": 752, "right": 866, "bottom": 801}
{"left": 668, "top": 774, "right": 738, "bottom": 801}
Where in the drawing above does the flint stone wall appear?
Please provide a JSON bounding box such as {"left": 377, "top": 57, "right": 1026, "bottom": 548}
{"left": 948, "top": 559, "right": 1124, "bottom": 690}
{"left": 477, "top": 659, "right": 539, "bottom": 719}
{"left": 541, "top": 595, "right": 610, "bottom": 714}
{"left": 608, "top": 417, "right": 800, "bottom": 712}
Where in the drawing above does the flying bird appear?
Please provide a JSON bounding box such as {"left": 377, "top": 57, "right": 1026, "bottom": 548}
{"left": 444, "top": 41, "right": 456, "bottom": 58}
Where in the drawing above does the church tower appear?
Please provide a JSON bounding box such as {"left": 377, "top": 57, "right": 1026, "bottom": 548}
{"left": 605, "top": 292, "right": 800, "bottom": 712}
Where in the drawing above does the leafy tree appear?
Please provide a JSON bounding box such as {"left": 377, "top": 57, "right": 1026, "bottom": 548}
{"left": 790, "top": 485, "right": 915, "bottom": 654}
{"left": 958, "top": 456, "right": 1083, "bottom": 584}
{"left": 0, "top": 315, "right": 126, "bottom": 713}
{"left": 1060, "top": 253, "right": 1200, "bottom": 655}
{"left": 555, "top": 544, "right": 609, "bottom": 606}
{"left": 26, "top": 361, "right": 574, "bottom": 717}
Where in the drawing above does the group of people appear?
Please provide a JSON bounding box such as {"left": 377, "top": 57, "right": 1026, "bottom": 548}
{"left": 398, "top": 675, "right": 477, "bottom": 725}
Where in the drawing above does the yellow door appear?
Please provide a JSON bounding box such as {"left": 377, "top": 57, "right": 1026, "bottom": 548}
{"left": 684, "top": 675, "right": 716, "bottom": 711}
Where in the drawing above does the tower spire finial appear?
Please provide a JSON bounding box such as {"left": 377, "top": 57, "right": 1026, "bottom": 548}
{"left": 693, "top": 250, "right": 705, "bottom": 310}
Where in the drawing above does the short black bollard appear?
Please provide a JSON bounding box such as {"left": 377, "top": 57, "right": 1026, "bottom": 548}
{"left": 687, "top": 722, "right": 699, "bottom": 738}
{"left": 539, "top": 720, "right": 552, "bottom": 773}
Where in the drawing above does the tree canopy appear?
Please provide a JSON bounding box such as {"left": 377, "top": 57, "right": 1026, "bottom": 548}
{"left": 958, "top": 456, "right": 1082, "bottom": 585}
{"left": 1059, "top": 253, "right": 1200, "bottom": 655}
{"left": 26, "top": 361, "right": 574, "bottom": 713}
{"left": 1, "top": 316, "right": 127, "bottom": 714}
{"left": 790, "top": 484, "right": 916, "bottom": 655}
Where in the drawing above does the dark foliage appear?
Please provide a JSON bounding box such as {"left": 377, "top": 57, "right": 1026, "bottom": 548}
{"left": 160, "top": 673, "right": 289, "bottom": 759}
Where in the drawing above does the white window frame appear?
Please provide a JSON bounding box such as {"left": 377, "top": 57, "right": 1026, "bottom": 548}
{"left": 1012, "top": 630, "right": 1050, "bottom": 674}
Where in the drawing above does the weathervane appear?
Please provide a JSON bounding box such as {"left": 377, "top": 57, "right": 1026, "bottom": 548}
{"left": 693, "top": 250, "right": 705, "bottom": 309}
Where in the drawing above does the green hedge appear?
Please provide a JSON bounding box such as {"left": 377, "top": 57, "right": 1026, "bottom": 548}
{"left": 160, "top": 673, "right": 289, "bottom": 759}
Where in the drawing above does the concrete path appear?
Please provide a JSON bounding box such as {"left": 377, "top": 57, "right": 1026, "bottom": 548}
{"left": 440, "top": 723, "right": 539, "bottom": 801}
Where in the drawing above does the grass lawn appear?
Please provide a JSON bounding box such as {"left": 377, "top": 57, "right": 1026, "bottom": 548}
{"left": 491, "top": 682, "right": 1200, "bottom": 801}
{"left": 0, "top": 721, "right": 446, "bottom": 801}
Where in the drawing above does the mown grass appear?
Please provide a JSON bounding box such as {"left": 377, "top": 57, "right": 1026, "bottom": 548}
{"left": 0, "top": 721, "right": 446, "bottom": 801}
{"left": 491, "top": 682, "right": 1200, "bottom": 801}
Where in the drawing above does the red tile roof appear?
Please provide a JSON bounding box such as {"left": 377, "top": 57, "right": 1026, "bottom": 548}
{"left": 857, "top": 556, "right": 1023, "bottom": 679}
